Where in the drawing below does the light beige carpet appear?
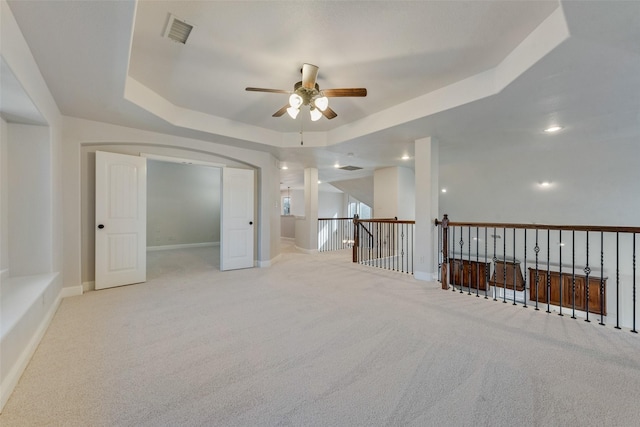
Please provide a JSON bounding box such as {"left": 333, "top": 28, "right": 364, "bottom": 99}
{"left": 2, "top": 244, "right": 640, "bottom": 426}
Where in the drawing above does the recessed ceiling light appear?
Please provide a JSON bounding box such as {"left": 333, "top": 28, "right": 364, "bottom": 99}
{"left": 544, "top": 126, "right": 563, "bottom": 133}
{"left": 334, "top": 163, "right": 340, "bottom": 168}
{"left": 281, "top": 165, "right": 288, "bottom": 170}
{"left": 441, "top": 188, "right": 447, "bottom": 193}
{"left": 401, "top": 154, "right": 410, "bottom": 160}
{"left": 317, "top": 180, "right": 322, "bottom": 184}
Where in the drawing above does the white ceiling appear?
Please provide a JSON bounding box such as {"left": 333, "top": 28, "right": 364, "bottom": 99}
{"left": 4, "top": 1, "right": 640, "bottom": 190}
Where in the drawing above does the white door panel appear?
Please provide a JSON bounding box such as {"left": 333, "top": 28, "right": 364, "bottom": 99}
{"left": 95, "top": 151, "right": 147, "bottom": 289}
{"left": 221, "top": 168, "right": 254, "bottom": 270}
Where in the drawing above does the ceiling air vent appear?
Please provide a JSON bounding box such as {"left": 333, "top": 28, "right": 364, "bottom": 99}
{"left": 164, "top": 14, "right": 193, "bottom": 44}
{"left": 339, "top": 165, "right": 362, "bottom": 171}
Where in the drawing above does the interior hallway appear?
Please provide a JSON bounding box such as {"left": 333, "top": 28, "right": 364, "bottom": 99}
{"left": 2, "top": 243, "right": 640, "bottom": 426}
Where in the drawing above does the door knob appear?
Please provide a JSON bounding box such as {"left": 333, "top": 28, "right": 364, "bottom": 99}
{"left": 97, "top": 224, "right": 105, "bottom": 229}
{"left": 249, "top": 221, "right": 253, "bottom": 225}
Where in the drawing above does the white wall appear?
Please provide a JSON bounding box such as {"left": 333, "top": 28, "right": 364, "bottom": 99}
{"left": 0, "top": 119, "right": 8, "bottom": 274}
{"left": 147, "top": 160, "right": 220, "bottom": 247}
{"left": 374, "top": 166, "right": 415, "bottom": 219}
{"left": 374, "top": 167, "right": 396, "bottom": 218}
{"left": 319, "top": 192, "right": 344, "bottom": 219}
{"left": 7, "top": 124, "right": 52, "bottom": 276}
{"left": 280, "top": 215, "right": 295, "bottom": 239}
{"left": 438, "top": 140, "right": 640, "bottom": 226}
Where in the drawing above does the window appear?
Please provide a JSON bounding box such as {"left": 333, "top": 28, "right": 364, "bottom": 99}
{"left": 283, "top": 197, "right": 291, "bottom": 215}
{"left": 348, "top": 201, "right": 371, "bottom": 219}
{"left": 359, "top": 203, "right": 372, "bottom": 219}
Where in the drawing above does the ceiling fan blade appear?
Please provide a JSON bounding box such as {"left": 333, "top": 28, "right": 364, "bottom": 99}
{"left": 272, "top": 104, "right": 289, "bottom": 117}
{"left": 246, "top": 87, "right": 290, "bottom": 94}
{"left": 301, "top": 63, "right": 319, "bottom": 89}
{"left": 321, "top": 107, "right": 338, "bottom": 120}
{"left": 322, "top": 88, "right": 367, "bottom": 97}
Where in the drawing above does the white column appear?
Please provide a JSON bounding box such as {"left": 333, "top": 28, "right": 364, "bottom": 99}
{"left": 294, "top": 167, "right": 318, "bottom": 252}
{"left": 414, "top": 137, "right": 439, "bottom": 281}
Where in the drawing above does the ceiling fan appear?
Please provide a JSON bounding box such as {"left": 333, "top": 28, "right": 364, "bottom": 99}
{"left": 246, "top": 63, "right": 367, "bottom": 121}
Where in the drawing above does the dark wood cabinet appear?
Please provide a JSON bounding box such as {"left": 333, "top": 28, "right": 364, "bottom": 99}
{"left": 528, "top": 268, "right": 606, "bottom": 315}
{"left": 489, "top": 260, "right": 524, "bottom": 291}
{"left": 449, "top": 258, "right": 490, "bottom": 291}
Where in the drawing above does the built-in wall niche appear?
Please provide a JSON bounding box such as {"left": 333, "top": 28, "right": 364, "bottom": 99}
{"left": 5, "top": 123, "right": 53, "bottom": 276}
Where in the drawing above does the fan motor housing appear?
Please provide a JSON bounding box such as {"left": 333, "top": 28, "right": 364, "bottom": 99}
{"left": 293, "top": 81, "right": 321, "bottom": 105}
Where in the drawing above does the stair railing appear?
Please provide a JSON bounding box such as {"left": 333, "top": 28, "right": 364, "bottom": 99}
{"left": 435, "top": 214, "right": 640, "bottom": 333}
{"left": 353, "top": 217, "right": 415, "bottom": 274}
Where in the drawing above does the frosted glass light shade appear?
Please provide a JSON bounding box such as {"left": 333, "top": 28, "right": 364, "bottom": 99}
{"left": 289, "top": 93, "right": 303, "bottom": 108}
{"left": 314, "top": 96, "right": 329, "bottom": 111}
{"left": 287, "top": 107, "right": 300, "bottom": 119}
{"left": 310, "top": 108, "right": 322, "bottom": 121}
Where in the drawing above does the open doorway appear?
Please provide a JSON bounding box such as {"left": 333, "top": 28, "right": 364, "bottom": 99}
{"left": 91, "top": 149, "right": 256, "bottom": 289}
{"left": 146, "top": 158, "right": 221, "bottom": 279}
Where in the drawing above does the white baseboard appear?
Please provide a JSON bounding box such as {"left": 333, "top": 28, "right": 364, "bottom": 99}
{"left": 258, "top": 253, "right": 282, "bottom": 268}
{"left": 0, "top": 285, "right": 62, "bottom": 413}
{"left": 147, "top": 242, "right": 219, "bottom": 251}
{"left": 414, "top": 271, "right": 438, "bottom": 282}
{"left": 280, "top": 237, "right": 295, "bottom": 241}
{"left": 294, "top": 246, "right": 318, "bottom": 254}
{"left": 82, "top": 281, "right": 95, "bottom": 293}
{"left": 61, "top": 285, "right": 83, "bottom": 298}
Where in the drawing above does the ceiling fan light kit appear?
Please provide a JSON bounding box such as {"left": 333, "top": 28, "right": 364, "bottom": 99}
{"left": 286, "top": 91, "right": 328, "bottom": 120}
{"left": 246, "top": 63, "right": 367, "bottom": 121}
{"left": 314, "top": 96, "right": 329, "bottom": 111}
{"left": 289, "top": 93, "right": 303, "bottom": 109}
{"left": 309, "top": 107, "right": 323, "bottom": 122}
{"left": 286, "top": 106, "right": 299, "bottom": 119}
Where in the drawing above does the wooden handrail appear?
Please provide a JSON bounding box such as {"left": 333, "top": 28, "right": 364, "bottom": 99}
{"left": 318, "top": 217, "right": 354, "bottom": 221}
{"left": 358, "top": 219, "right": 416, "bottom": 224}
{"left": 434, "top": 218, "right": 640, "bottom": 234}
{"left": 358, "top": 219, "right": 416, "bottom": 225}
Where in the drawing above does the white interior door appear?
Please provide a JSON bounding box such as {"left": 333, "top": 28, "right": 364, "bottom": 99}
{"left": 221, "top": 167, "right": 254, "bottom": 270}
{"left": 95, "top": 151, "right": 147, "bottom": 289}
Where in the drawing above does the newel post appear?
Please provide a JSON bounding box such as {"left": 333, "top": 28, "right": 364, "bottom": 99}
{"left": 439, "top": 214, "right": 450, "bottom": 289}
{"left": 352, "top": 214, "right": 359, "bottom": 263}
